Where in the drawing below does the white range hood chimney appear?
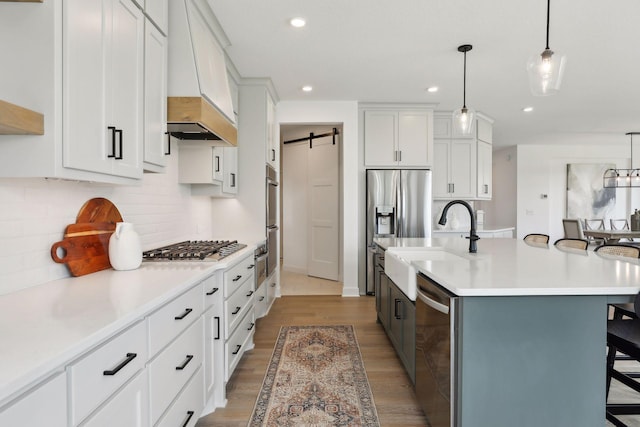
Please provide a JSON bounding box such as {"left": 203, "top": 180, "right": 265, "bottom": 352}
{"left": 167, "top": 0, "right": 237, "bottom": 145}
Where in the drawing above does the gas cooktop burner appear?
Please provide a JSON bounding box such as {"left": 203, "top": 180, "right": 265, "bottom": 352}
{"left": 142, "top": 240, "right": 247, "bottom": 261}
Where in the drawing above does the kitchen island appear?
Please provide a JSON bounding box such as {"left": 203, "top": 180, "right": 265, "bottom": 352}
{"left": 375, "top": 237, "right": 640, "bottom": 427}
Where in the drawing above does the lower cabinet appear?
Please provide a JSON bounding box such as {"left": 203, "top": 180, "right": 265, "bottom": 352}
{"left": 0, "top": 372, "right": 67, "bottom": 427}
{"left": 156, "top": 367, "right": 203, "bottom": 427}
{"left": 377, "top": 271, "right": 416, "bottom": 384}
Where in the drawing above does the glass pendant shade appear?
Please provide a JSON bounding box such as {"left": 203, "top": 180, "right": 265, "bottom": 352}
{"left": 527, "top": 48, "right": 567, "bottom": 96}
{"left": 452, "top": 106, "right": 476, "bottom": 135}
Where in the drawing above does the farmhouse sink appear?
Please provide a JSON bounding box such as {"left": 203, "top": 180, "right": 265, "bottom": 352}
{"left": 384, "top": 247, "right": 466, "bottom": 301}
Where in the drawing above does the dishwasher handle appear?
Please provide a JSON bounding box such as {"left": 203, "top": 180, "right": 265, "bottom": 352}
{"left": 417, "top": 286, "right": 450, "bottom": 315}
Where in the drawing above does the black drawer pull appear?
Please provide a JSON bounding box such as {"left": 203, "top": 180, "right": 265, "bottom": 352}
{"left": 176, "top": 354, "right": 194, "bottom": 370}
{"left": 115, "top": 128, "right": 123, "bottom": 160}
{"left": 232, "top": 275, "right": 242, "bottom": 282}
{"left": 164, "top": 132, "right": 171, "bottom": 155}
{"left": 232, "top": 344, "right": 242, "bottom": 355}
{"left": 103, "top": 353, "right": 137, "bottom": 376}
{"left": 214, "top": 316, "right": 221, "bottom": 340}
{"left": 232, "top": 306, "right": 241, "bottom": 315}
{"left": 259, "top": 296, "right": 265, "bottom": 302}
{"left": 107, "top": 126, "right": 117, "bottom": 158}
{"left": 248, "top": 322, "right": 255, "bottom": 331}
{"left": 175, "top": 308, "right": 193, "bottom": 320}
{"left": 247, "top": 264, "right": 255, "bottom": 269}
{"left": 394, "top": 299, "right": 401, "bottom": 320}
{"left": 206, "top": 287, "right": 219, "bottom": 296}
{"left": 246, "top": 290, "right": 254, "bottom": 297}
{"left": 182, "top": 410, "right": 195, "bottom": 427}
{"left": 270, "top": 283, "right": 276, "bottom": 287}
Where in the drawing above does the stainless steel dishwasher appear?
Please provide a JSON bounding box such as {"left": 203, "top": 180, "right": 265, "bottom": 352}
{"left": 415, "top": 273, "right": 458, "bottom": 427}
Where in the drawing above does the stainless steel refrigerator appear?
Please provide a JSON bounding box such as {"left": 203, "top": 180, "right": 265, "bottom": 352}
{"left": 366, "top": 169, "right": 432, "bottom": 294}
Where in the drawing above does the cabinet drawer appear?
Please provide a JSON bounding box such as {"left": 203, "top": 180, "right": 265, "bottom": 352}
{"left": 148, "top": 283, "right": 203, "bottom": 357}
{"left": 202, "top": 274, "right": 220, "bottom": 310}
{"left": 225, "top": 309, "right": 255, "bottom": 381}
{"left": 156, "top": 366, "right": 203, "bottom": 427}
{"left": 223, "top": 254, "right": 255, "bottom": 298}
{"left": 82, "top": 370, "right": 148, "bottom": 427}
{"left": 224, "top": 277, "right": 254, "bottom": 337}
{"left": 0, "top": 372, "right": 67, "bottom": 427}
{"left": 69, "top": 320, "right": 147, "bottom": 425}
{"left": 254, "top": 281, "right": 267, "bottom": 319}
{"left": 149, "top": 317, "right": 203, "bottom": 425}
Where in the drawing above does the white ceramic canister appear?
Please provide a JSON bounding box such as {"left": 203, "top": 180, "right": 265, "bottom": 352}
{"left": 109, "top": 222, "right": 142, "bottom": 271}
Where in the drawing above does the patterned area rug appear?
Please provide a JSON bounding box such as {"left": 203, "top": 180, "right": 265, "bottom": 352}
{"left": 248, "top": 325, "right": 380, "bottom": 426}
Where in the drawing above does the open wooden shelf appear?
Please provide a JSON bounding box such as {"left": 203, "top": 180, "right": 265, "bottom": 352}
{"left": 0, "top": 99, "right": 44, "bottom": 135}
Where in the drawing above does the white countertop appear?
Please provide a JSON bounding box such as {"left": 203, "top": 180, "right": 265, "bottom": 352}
{"left": 432, "top": 225, "right": 514, "bottom": 233}
{"left": 0, "top": 245, "right": 255, "bottom": 405}
{"left": 375, "top": 237, "right": 640, "bottom": 297}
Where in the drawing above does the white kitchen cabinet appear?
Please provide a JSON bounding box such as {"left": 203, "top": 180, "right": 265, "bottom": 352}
{"left": 63, "top": 0, "right": 144, "bottom": 179}
{"left": 433, "top": 138, "right": 476, "bottom": 199}
{"left": 143, "top": 0, "right": 168, "bottom": 35}
{"left": 433, "top": 111, "right": 476, "bottom": 139}
{"left": 0, "top": 372, "right": 67, "bottom": 427}
{"left": 156, "top": 367, "right": 203, "bottom": 427}
{"left": 476, "top": 139, "right": 492, "bottom": 199}
{"left": 143, "top": 18, "right": 169, "bottom": 172}
{"left": 82, "top": 371, "right": 149, "bottom": 427}
{"left": 179, "top": 143, "right": 237, "bottom": 197}
{"left": 265, "top": 93, "right": 278, "bottom": 168}
{"left": 363, "top": 109, "right": 433, "bottom": 167}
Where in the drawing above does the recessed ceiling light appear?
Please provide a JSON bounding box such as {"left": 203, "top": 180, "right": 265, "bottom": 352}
{"left": 522, "top": 106, "right": 534, "bottom": 112}
{"left": 290, "top": 17, "right": 306, "bottom": 28}
{"left": 302, "top": 85, "right": 313, "bottom": 92}
{"left": 426, "top": 86, "right": 439, "bottom": 93}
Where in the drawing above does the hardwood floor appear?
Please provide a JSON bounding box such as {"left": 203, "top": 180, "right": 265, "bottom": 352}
{"left": 196, "top": 295, "right": 428, "bottom": 426}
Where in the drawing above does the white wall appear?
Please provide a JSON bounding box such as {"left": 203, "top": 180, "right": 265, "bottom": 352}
{"left": 0, "top": 152, "right": 212, "bottom": 295}
{"left": 277, "top": 101, "right": 359, "bottom": 297}
{"left": 515, "top": 143, "right": 633, "bottom": 242}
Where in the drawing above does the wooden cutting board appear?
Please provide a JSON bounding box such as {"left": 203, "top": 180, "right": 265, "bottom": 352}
{"left": 51, "top": 198, "right": 123, "bottom": 277}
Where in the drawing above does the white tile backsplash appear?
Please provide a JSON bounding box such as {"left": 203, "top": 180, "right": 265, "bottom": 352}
{"left": 0, "top": 154, "right": 212, "bottom": 295}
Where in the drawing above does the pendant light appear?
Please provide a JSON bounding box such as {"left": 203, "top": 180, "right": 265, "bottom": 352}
{"left": 452, "top": 44, "right": 475, "bottom": 135}
{"left": 603, "top": 133, "right": 640, "bottom": 188}
{"left": 527, "top": 0, "right": 566, "bottom": 96}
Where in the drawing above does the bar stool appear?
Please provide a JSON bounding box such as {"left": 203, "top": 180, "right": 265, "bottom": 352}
{"left": 523, "top": 233, "right": 549, "bottom": 244}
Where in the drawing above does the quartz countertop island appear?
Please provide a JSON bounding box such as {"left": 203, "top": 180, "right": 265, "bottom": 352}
{"left": 374, "top": 236, "right": 638, "bottom": 427}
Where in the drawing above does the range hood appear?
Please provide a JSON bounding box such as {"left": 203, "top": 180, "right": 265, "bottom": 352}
{"left": 167, "top": 0, "right": 237, "bottom": 145}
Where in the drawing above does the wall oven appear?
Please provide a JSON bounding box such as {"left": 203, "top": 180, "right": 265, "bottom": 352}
{"left": 266, "top": 164, "right": 278, "bottom": 277}
{"left": 415, "top": 273, "right": 458, "bottom": 427}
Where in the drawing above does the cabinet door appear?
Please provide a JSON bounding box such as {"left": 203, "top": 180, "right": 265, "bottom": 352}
{"left": 379, "top": 273, "right": 391, "bottom": 331}
{"left": 398, "top": 111, "right": 431, "bottom": 167}
{"left": 432, "top": 140, "right": 450, "bottom": 198}
{"left": 0, "top": 373, "right": 67, "bottom": 427}
{"left": 401, "top": 295, "right": 416, "bottom": 383}
{"left": 63, "top": 0, "right": 111, "bottom": 175}
{"left": 364, "top": 110, "right": 397, "bottom": 166}
{"left": 82, "top": 371, "right": 149, "bottom": 427}
{"left": 109, "top": 0, "right": 144, "bottom": 178}
{"left": 477, "top": 140, "right": 492, "bottom": 199}
{"left": 145, "top": 0, "right": 168, "bottom": 35}
{"left": 143, "top": 19, "right": 168, "bottom": 170}
{"left": 450, "top": 139, "right": 476, "bottom": 199}
{"left": 389, "top": 285, "right": 403, "bottom": 352}
{"left": 212, "top": 147, "right": 224, "bottom": 182}
{"left": 265, "top": 94, "right": 277, "bottom": 167}
{"left": 222, "top": 147, "right": 238, "bottom": 194}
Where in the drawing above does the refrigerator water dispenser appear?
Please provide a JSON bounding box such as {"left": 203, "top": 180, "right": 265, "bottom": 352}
{"left": 375, "top": 206, "right": 395, "bottom": 235}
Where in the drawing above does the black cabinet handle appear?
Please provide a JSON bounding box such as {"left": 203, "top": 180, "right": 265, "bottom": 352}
{"left": 271, "top": 148, "right": 275, "bottom": 162}
{"left": 165, "top": 132, "right": 171, "bottom": 155}
{"left": 247, "top": 264, "right": 255, "bottom": 269}
{"left": 232, "top": 306, "right": 241, "bottom": 315}
{"left": 182, "top": 410, "right": 195, "bottom": 427}
{"left": 233, "top": 275, "right": 242, "bottom": 282}
{"left": 215, "top": 155, "right": 220, "bottom": 173}
{"left": 114, "top": 128, "right": 123, "bottom": 160}
{"left": 259, "top": 296, "right": 265, "bottom": 302}
{"left": 394, "top": 299, "right": 401, "bottom": 320}
{"left": 107, "top": 126, "right": 117, "bottom": 158}
{"left": 103, "top": 353, "right": 137, "bottom": 376}
{"left": 214, "top": 316, "right": 220, "bottom": 340}
{"left": 247, "top": 322, "right": 255, "bottom": 331}
{"left": 246, "top": 290, "right": 254, "bottom": 297}
{"left": 206, "top": 287, "right": 219, "bottom": 296}
{"left": 230, "top": 173, "right": 236, "bottom": 188}
{"left": 175, "top": 354, "right": 194, "bottom": 371}
{"left": 175, "top": 308, "right": 193, "bottom": 320}
{"left": 232, "top": 344, "right": 242, "bottom": 355}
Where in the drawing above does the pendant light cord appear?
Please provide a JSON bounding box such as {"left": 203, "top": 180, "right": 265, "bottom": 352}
{"left": 545, "top": 0, "right": 551, "bottom": 50}
{"left": 462, "top": 50, "right": 467, "bottom": 108}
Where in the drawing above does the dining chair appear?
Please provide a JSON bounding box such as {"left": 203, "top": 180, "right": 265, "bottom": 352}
{"left": 610, "top": 218, "right": 634, "bottom": 242}
{"left": 562, "top": 219, "right": 585, "bottom": 240}
{"left": 523, "top": 233, "right": 549, "bottom": 244}
{"left": 584, "top": 218, "right": 606, "bottom": 245}
{"left": 553, "top": 238, "right": 588, "bottom": 250}
{"left": 606, "top": 293, "right": 640, "bottom": 425}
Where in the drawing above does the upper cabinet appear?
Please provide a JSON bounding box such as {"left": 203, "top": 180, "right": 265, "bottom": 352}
{"left": 179, "top": 143, "right": 238, "bottom": 198}
{"left": 432, "top": 112, "right": 494, "bottom": 200}
{"left": 0, "top": 0, "right": 162, "bottom": 184}
{"left": 362, "top": 105, "right": 434, "bottom": 167}
{"left": 265, "top": 93, "right": 277, "bottom": 168}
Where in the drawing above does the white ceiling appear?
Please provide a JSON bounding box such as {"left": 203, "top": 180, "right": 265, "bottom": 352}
{"left": 207, "top": 0, "right": 640, "bottom": 148}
